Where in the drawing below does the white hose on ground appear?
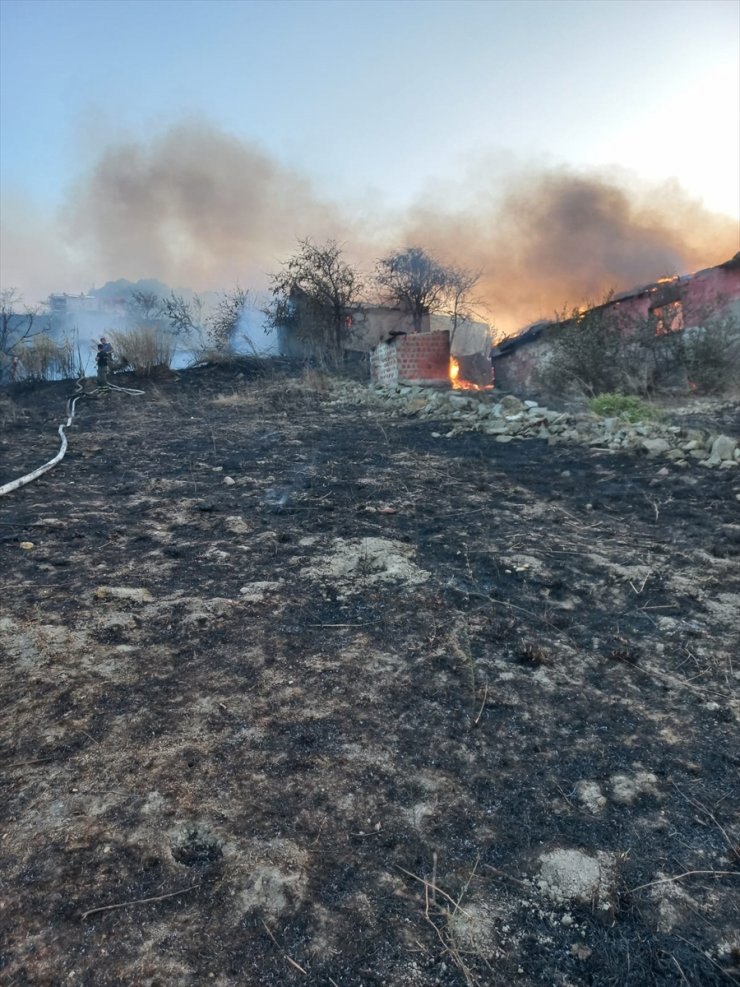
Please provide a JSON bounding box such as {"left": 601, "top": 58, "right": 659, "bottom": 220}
{"left": 0, "top": 395, "right": 82, "bottom": 497}
{"left": 0, "top": 379, "right": 145, "bottom": 498}
{"left": 106, "top": 383, "right": 146, "bottom": 395}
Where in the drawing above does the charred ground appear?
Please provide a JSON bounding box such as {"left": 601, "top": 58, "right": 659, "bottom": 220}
{"left": 1, "top": 362, "right": 739, "bottom": 987}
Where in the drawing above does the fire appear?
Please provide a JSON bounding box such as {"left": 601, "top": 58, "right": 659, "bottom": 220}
{"left": 449, "top": 356, "right": 493, "bottom": 391}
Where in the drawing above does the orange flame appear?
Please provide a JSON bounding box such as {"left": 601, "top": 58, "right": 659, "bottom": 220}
{"left": 449, "top": 356, "right": 493, "bottom": 391}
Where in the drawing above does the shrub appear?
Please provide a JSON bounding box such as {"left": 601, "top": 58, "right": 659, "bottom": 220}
{"left": 541, "top": 297, "right": 634, "bottom": 396}
{"left": 588, "top": 392, "right": 661, "bottom": 423}
{"left": 682, "top": 313, "right": 740, "bottom": 395}
{"left": 15, "top": 335, "right": 78, "bottom": 381}
{"left": 543, "top": 299, "right": 740, "bottom": 399}
{"left": 110, "top": 326, "right": 175, "bottom": 375}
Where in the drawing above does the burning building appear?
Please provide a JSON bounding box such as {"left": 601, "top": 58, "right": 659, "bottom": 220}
{"left": 490, "top": 254, "right": 740, "bottom": 393}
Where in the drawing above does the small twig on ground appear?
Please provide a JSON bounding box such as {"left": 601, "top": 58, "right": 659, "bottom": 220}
{"left": 627, "top": 660, "right": 733, "bottom": 702}
{"left": 4, "top": 756, "right": 56, "bottom": 769}
{"left": 628, "top": 572, "right": 651, "bottom": 595}
{"left": 307, "top": 623, "right": 369, "bottom": 628}
{"left": 451, "top": 854, "right": 480, "bottom": 919}
{"left": 473, "top": 683, "right": 488, "bottom": 727}
{"left": 261, "top": 919, "right": 308, "bottom": 975}
{"left": 310, "top": 815, "right": 327, "bottom": 848}
{"left": 482, "top": 864, "right": 531, "bottom": 888}
{"left": 556, "top": 783, "right": 576, "bottom": 809}
{"left": 670, "top": 953, "right": 691, "bottom": 986}
{"left": 398, "top": 858, "right": 483, "bottom": 987}
{"left": 628, "top": 870, "right": 738, "bottom": 894}
{"left": 431, "top": 851, "right": 438, "bottom": 908}
{"left": 671, "top": 783, "right": 739, "bottom": 860}
{"left": 674, "top": 934, "right": 740, "bottom": 986}
{"left": 80, "top": 883, "right": 200, "bottom": 920}
{"left": 395, "top": 865, "right": 470, "bottom": 917}
{"left": 427, "top": 616, "right": 438, "bottom": 647}
{"left": 487, "top": 597, "right": 547, "bottom": 621}
{"left": 435, "top": 507, "right": 487, "bottom": 518}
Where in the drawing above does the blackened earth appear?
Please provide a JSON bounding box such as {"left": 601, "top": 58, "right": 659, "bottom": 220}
{"left": 1, "top": 362, "right": 738, "bottom": 987}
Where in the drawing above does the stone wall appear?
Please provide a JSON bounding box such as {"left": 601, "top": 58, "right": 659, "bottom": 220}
{"left": 335, "top": 379, "right": 740, "bottom": 472}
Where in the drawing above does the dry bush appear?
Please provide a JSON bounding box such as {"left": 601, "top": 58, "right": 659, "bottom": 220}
{"left": 682, "top": 313, "right": 740, "bottom": 395}
{"left": 0, "top": 395, "right": 19, "bottom": 425}
{"left": 192, "top": 348, "right": 237, "bottom": 366}
{"left": 301, "top": 367, "right": 330, "bottom": 392}
{"left": 111, "top": 326, "right": 175, "bottom": 375}
{"left": 15, "top": 336, "right": 77, "bottom": 381}
{"left": 542, "top": 301, "right": 740, "bottom": 399}
{"left": 212, "top": 391, "right": 253, "bottom": 407}
{"left": 260, "top": 377, "right": 324, "bottom": 413}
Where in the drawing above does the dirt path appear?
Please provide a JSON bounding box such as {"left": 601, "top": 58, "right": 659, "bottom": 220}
{"left": 1, "top": 365, "right": 738, "bottom": 987}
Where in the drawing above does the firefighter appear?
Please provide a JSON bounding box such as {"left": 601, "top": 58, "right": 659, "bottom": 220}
{"left": 95, "top": 343, "right": 110, "bottom": 388}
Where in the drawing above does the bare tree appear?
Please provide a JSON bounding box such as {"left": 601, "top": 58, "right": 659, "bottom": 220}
{"left": 444, "top": 265, "right": 482, "bottom": 344}
{"left": 1, "top": 289, "right": 46, "bottom": 380}
{"left": 374, "top": 246, "right": 452, "bottom": 333}
{"left": 267, "top": 238, "right": 363, "bottom": 356}
{"left": 128, "top": 289, "right": 162, "bottom": 327}
{"left": 161, "top": 288, "right": 248, "bottom": 354}
{"left": 208, "top": 286, "right": 249, "bottom": 352}
{"left": 1, "top": 289, "right": 41, "bottom": 353}
{"left": 162, "top": 291, "right": 205, "bottom": 337}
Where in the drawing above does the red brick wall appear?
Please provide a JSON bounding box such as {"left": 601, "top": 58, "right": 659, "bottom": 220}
{"left": 370, "top": 331, "right": 451, "bottom": 386}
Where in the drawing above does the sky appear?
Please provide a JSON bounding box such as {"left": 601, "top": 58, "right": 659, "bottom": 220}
{"left": 1, "top": 0, "right": 739, "bottom": 329}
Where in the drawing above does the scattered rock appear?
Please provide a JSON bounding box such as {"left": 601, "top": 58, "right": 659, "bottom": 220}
{"left": 575, "top": 780, "right": 607, "bottom": 814}
{"left": 641, "top": 438, "right": 671, "bottom": 457}
{"left": 707, "top": 434, "right": 737, "bottom": 465}
{"left": 571, "top": 944, "right": 593, "bottom": 961}
{"left": 352, "top": 381, "right": 738, "bottom": 471}
{"left": 498, "top": 395, "right": 526, "bottom": 415}
{"left": 609, "top": 770, "right": 660, "bottom": 805}
{"left": 95, "top": 586, "right": 154, "bottom": 603}
{"left": 537, "top": 848, "right": 615, "bottom": 904}
{"left": 305, "top": 537, "right": 430, "bottom": 593}
{"left": 239, "top": 580, "right": 283, "bottom": 602}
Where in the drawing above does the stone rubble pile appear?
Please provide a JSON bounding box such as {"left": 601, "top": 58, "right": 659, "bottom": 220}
{"left": 332, "top": 381, "right": 739, "bottom": 470}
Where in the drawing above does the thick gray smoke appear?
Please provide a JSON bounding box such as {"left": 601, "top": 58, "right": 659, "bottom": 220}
{"left": 64, "top": 122, "right": 350, "bottom": 293}
{"left": 42, "top": 123, "right": 740, "bottom": 332}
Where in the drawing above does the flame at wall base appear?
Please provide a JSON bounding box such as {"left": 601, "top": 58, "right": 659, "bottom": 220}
{"left": 449, "top": 356, "right": 493, "bottom": 391}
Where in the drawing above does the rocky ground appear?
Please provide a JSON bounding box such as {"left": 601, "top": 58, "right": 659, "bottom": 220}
{"left": 1, "top": 361, "right": 739, "bottom": 987}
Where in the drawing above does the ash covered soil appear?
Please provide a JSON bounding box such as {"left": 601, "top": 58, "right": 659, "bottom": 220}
{"left": 1, "top": 362, "right": 739, "bottom": 987}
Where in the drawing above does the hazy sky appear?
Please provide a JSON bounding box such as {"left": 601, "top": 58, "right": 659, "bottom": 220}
{"left": 1, "top": 0, "right": 739, "bottom": 324}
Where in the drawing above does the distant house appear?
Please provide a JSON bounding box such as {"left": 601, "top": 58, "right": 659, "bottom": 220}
{"left": 277, "top": 290, "right": 492, "bottom": 369}
{"left": 490, "top": 254, "right": 740, "bottom": 393}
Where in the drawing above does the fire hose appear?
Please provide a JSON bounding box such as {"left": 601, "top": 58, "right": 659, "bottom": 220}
{"left": 0, "top": 378, "right": 145, "bottom": 498}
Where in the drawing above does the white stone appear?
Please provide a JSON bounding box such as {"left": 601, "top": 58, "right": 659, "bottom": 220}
{"left": 707, "top": 434, "right": 737, "bottom": 464}
{"left": 538, "top": 849, "right": 613, "bottom": 903}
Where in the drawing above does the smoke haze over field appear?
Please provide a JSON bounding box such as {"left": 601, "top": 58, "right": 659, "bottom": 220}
{"left": 4, "top": 122, "right": 739, "bottom": 332}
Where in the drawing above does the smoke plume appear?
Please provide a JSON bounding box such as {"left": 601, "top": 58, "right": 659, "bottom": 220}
{"left": 64, "top": 121, "right": 350, "bottom": 293}
{"left": 8, "top": 122, "right": 738, "bottom": 332}
{"left": 399, "top": 167, "right": 738, "bottom": 332}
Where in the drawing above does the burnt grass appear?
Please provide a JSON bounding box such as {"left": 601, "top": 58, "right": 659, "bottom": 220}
{"left": 1, "top": 362, "right": 739, "bottom": 987}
